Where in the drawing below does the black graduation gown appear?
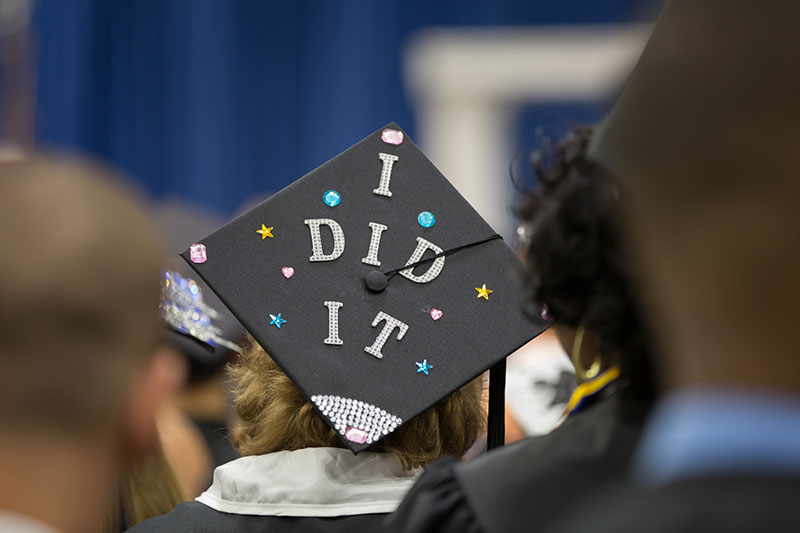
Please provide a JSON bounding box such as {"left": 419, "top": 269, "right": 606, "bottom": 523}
{"left": 546, "top": 476, "right": 800, "bottom": 533}
{"left": 381, "top": 390, "right": 646, "bottom": 533}
{"left": 126, "top": 501, "right": 386, "bottom": 533}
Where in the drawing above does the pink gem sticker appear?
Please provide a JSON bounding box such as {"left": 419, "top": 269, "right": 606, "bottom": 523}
{"left": 430, "top": 308, "right": 443, "bottom": 321}
{"left": 281, "top": 266, "right": 294, "bottom": 279}
{"left": 189, "top": 243, "right": 207, "bottom": 264}
{"left": 381, "top": 129, "right": 404, "bottom": 146}
{"left": 345, "top": 426, "right": 368, "bottom": 444}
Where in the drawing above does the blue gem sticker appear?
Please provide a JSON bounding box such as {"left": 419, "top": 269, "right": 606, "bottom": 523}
{"left": 416, "top": 359, "right": 433, "bottom": 375}
{"left": 418, "top": 211, "right": 436, "bottom": 228}
{"left": 269, "top": 313, "right": 287, "bottom": 328}
{"left": 323, "top": 190, "right": 341, "bottom": 207}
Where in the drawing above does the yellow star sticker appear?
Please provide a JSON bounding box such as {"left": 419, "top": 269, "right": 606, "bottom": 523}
{"left": 475, "top": 284, "right": 493, "bottom": 300}
{"left": 256, "top": 224, "right": 274, "bottom": 239}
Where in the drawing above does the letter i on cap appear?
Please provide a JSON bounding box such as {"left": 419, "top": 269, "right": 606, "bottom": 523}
{"left": 181, "top": 123, "right": 548, "bottom": 453}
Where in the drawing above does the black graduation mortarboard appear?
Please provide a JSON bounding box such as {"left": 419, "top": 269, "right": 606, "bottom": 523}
{"left": 181, "top": 124, "right": 547, "bottom": 453}
{"left": 160, "top": 270, "right": 242, "bottom": 355}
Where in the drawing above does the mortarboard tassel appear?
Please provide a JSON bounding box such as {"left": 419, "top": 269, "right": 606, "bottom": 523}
{"left": 486, "top": 358, "right": 507, "bottom": 450}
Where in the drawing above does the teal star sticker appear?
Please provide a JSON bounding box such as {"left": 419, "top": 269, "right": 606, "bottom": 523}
{"left": 269, "top": 313, "right": 286, "bottom": 328}
{"left": 416, "top": 359, "right": 433, "bottom": 375}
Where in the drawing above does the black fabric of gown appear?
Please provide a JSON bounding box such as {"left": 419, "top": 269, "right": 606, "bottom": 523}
{"left": 381, "top": 388, "right": 647, "bottom": 533}
{"left": 126, "top": 501, "right": 386, "bottom": 533}
{"left": 547, "top": 476, "right": 800, "bottom": 533}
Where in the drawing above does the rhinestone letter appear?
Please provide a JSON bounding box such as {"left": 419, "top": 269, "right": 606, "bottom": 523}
{"left": 361, "top": 222, "right": 388, "bottom": 267}
{"left": 373, "top": 153, "right": 399, "bottom": 198}
{"left": 323, "top": 301, "right": 344, "bottom": 346}
{"left": 304, "top": 218, "right": 346, "bottom": 262}
{"left": 364, "top": 311, "right": 408, "bottom": 360}
{"left": 398, "top": 237, "right": 445, "bottom": 284}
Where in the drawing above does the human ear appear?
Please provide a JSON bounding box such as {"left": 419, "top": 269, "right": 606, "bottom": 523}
{"left": 121, "top": 345, "right": 186, "bottom": 458}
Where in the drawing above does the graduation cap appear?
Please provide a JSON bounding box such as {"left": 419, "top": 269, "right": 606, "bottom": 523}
{"left": 181, "top": 124, "right": 547, "bottom": 453}
{"left": 160, "top": 270, "right": 242, "bottom": 355}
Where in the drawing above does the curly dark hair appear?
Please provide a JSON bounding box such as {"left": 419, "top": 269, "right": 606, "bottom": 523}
{"left": 517, "top": 125, "right": 655, "bottom": 405}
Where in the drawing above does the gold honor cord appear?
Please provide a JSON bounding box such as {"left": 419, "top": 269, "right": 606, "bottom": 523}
{"left": 564, "top": 366, "right": 621, "bottom": 417}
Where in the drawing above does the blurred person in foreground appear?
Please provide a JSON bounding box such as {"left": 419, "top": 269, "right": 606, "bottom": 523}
{"left": 0, "top": 154, "right": 180, "bottom": 533}
{"left": 383, "top": 125, "right": 656, "bottom": 533}
{"left": 549, "top": 2, "right": 800, "bottom": 532}
{"left": 107, "top": 269, "right": 246, "bottom": 532}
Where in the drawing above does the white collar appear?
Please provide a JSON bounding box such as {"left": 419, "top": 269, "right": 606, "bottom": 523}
{"left": 196, "top": 447, "right": 421, "bottom": 517}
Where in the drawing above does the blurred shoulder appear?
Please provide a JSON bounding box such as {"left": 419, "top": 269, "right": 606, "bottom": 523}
{"left": 128, "top": 501, "right": 390, "bottom": 533}
{"left": 125, "top": 501, "right": 223, "bottom": 533}
{"left": 461, "top": 393, "right": 643, "bottom": 491}
{"left": 381, "top": 457, "right": 482, "bottom": 533}
{"left": 384, "top": 395, "right": 645, "bottom": 533}
{"left": 548, "top": 476, "right": 800, "bottom": 533}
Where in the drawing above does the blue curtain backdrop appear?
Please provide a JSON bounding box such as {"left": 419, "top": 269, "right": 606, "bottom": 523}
{"left": 32, "top": 0, "right": 657, "bottom": 216}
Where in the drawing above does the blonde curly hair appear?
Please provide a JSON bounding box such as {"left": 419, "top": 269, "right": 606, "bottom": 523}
{"left": 230, "top": 339, "right": 485, "bottom": 471}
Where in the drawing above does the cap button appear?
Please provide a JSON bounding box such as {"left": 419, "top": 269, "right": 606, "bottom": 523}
{"left": 365, "top": 270, "right": 388, "bottom": 293}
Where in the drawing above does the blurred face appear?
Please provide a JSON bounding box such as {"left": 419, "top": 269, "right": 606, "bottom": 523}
{"left": 619, "top": 155, "right": 800, "bottom": 389}
{"left": 553, "top": 324, "right": 605, "bottom": 376}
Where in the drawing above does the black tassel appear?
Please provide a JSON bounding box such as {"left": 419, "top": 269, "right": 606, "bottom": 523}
{"left": 486, "top": 358, "right": 507, "bottom": 450}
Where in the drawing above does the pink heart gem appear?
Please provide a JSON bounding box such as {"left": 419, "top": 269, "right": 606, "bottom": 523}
{"left": 430, "top": 308, "right": 443, "bottom": 321}
{"left": 281, "top": 266, "right": 294, "bottom": 279}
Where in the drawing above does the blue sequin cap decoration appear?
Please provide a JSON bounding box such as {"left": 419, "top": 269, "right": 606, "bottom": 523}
{"left": 417, "top": 211, "right": 436, "bottom": 228}
{"left": 160, "top": 270, "right": 242, "bottom": 353}
{"left": 323, "top": 190, "right": 342, "bottom": 207}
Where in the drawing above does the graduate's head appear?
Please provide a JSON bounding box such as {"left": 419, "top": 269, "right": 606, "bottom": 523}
{"left": 0, "top": 153, "right": 178, "bottom": 454}
{"left": 595, "top": 1, "right": 800, "bottom": 390}
{"left": 230, "top": 339, "right": 485, "bottom": 470}
{"left": 517, "top": 126, "right": 655, "bottom": 403}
